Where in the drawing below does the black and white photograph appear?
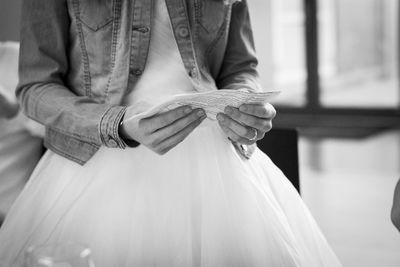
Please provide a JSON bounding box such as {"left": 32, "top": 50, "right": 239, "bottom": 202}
{"left": 0, "top": 0, "right": 399, "bottom": 266}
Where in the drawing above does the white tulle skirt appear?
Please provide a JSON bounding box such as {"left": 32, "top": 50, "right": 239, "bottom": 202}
{"left": 0, "top": 120, "right": 341, "bottom": 267}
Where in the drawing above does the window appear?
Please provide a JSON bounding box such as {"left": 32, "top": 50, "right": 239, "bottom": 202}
{"left": 319, "top": 0, "right": 399, "bottom": 108}
{"left": 249, "top": 0, "right": 306, "bottom": 106}
{"left": 249, "top": 0, "right": 400, "bottom": 131}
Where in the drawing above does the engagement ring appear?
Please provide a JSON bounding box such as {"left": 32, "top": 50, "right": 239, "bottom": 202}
{"left": 249, "top": 129, "right": 258, "bottom": 141}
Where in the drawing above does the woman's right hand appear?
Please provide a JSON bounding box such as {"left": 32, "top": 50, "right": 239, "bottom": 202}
{"left": 119, "top": 105, "right": 206, "bottom": 155}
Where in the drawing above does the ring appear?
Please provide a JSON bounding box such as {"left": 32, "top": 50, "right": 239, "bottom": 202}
{"left": 249, "top": 128, "right": 258, "bottom": 141}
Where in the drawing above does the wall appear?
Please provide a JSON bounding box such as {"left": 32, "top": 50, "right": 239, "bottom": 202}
{"left": 336, "top": 0, "right": 383, "bottom": 73}
{"left": 0, "top": 0, "right": 22, "bottom": 41}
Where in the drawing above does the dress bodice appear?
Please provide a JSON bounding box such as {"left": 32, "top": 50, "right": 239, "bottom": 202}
{"left": 124, "top": 0, "right": 196, "bottom": 107}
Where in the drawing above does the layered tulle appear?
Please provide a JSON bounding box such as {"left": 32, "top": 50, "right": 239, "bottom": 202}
{"left": 0, "top": 121, "right": 341, "bottom": 266}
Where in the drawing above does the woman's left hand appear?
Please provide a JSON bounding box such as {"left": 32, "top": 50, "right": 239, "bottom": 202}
{"left": 216, "top": 103, "right": 276, "bottom": 145}
{"left": 0, "top": 88, "right": 19, "bottom": 119}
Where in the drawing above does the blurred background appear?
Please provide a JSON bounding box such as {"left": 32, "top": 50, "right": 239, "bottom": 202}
{"left": 248, "top": 0, "right": 400, "bottom": 266}
{"left": 1, "top": 0, "right": 400, "bottom": 266}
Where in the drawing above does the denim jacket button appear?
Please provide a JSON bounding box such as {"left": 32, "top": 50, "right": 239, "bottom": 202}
{"left": 131, "top": 69, "right": 143, "bottom": 76}
{"left": 139, "top": 26, "right": 150, "bottom": 33}
{"left": 189, "top": 68, "right": 197, "bottom": 78}
{"left": 109, "top": 139, "right": 118, "bottom": 148}
{"left": 177, "top": 25, "right": 189, "bottom": 38}
{"left": 133, "top": 26, "right": 150, "bottom": 33}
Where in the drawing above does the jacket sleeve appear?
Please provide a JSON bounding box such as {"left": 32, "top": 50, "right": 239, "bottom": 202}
{"left": 217, "top": 0, "right": 264, "bottom": 159}
{"left": 16, "top": 0, "right": 127, "bottom": 149}
{"left": 216, "top": 0, "right": 262, "bottom": 92}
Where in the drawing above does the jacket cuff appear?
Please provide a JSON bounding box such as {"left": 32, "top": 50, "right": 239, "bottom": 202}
{"left": 99, "top": 106, "right": 128, "bottom": 149}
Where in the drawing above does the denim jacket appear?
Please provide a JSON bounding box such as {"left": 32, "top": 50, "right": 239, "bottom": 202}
{"left": 17, "top": 0, "right": 261, "bottom": 165}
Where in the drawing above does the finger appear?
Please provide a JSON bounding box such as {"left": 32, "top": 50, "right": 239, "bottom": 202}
{"left": 155, "top": 114, "right": 206, "bottom": 154}
{"left": 216, "top": 113, "right": 257, "bottom": 140}
{"left": 219, "top": 124, "right": 254, "bottom": 145}
{"left": 151, "top": 109, "right": 206, "bottom": 147}
{"left": 239, "top": 103, "right": 276, "bottom": 119}
{"left": 141, "top": 105, "right": 193, "bottom": 133}
{"left": 224, "top": 106, "right": 272, "bottom": 132}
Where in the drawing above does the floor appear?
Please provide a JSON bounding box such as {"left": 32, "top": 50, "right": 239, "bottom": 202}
{"left": 299, "top": 129, "right": 400, "bottom": 266}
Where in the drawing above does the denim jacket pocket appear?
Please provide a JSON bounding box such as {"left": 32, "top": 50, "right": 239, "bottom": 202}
{"left": 195, "top": 0, "right": 229, "bottom": 34}
{"left": 77, "top": 0, "right": 114, "bottom": 31}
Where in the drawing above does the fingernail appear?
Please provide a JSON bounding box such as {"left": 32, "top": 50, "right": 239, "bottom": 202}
{"left": 184, "top": 107, "right": 192, "bottom": 114}
{"left": 197, "top": 109, "right": 205, "bottom": 117}
{"left": 225, "top": 106, "right": 233, "bottom": 115}
{"left": 239, "top": 105, "right": 247, "bottom": 112}
{"left": 216, "top": 114, "right": 224, "bottom": 122}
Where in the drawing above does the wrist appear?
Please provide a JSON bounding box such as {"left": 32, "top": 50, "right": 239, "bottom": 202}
{"left": 118, "top": 115, "right": 140, "bottom": 148}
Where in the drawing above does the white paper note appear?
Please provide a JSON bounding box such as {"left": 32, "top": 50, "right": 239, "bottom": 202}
{"left": 123, "top": 89, "right": 280, "bottom": 123}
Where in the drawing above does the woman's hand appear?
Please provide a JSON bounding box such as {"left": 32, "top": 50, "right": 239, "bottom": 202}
{"left": 391, "top": 178, "right": 400, "bottom": 231}
{"left": 216, "top": 103, "right": 276, "bottom": 145}
{"left": 120, "top": 105, "right": 206, "bottom": 155}
{"left": 0, "top": 90, "right": 19, "bottom": 119}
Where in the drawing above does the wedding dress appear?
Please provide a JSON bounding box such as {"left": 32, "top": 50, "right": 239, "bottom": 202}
{"left": 0, "top": 0, "right": 341, "bottom": 266}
